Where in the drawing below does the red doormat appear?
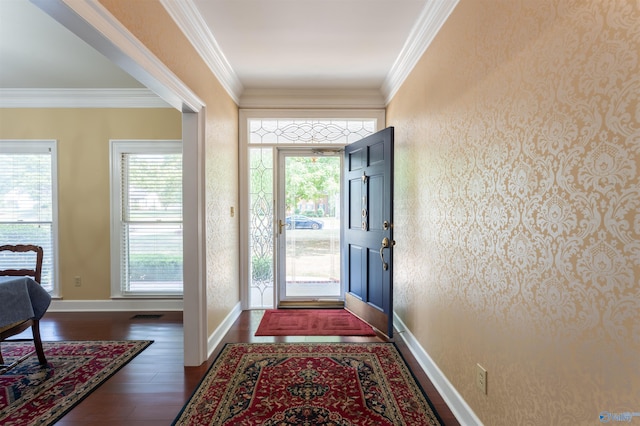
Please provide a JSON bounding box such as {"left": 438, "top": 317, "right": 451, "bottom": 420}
{"left": 255, "top": 309, "right": 377, "bottom": 336}
{"left": 173, "top": 342, "right": 442, "bottom": 425}
{"left": 0, "top": 340, "right": 152, "bottom": 425}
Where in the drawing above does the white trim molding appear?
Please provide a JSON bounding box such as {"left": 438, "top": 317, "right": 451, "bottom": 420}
{"left": 49, "top": 299, "right": 183, "bottom": 312}
{"left": 381, "top": 0, "right": 459, "bottom": 105}
{"left": 239, "top": 88, "right": 385, "bottom": 109}
{"left": 160, "top": 0, "right": 242, "bottom": 104}
{"left": 393, "top": 312, "right": 483, "bottom": 426}
{"left": 182, "top": 110, "right": 209, "bottom": 366}
{"left": 207, "top": 303, "right": 243, "bottom": 358}
{"left": 0, "top": 88, "right": 171, "bottom": 108}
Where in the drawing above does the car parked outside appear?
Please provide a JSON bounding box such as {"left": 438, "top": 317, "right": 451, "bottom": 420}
{"left": 285, "top": 215, "right": 324, "bottom": 230}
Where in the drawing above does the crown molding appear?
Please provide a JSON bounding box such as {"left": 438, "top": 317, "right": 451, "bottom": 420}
{"left": 160, "top": 0, "right": 242, "bottom": 105}
{"left": 381, "top": 0, "right": 459, "bottom": 105}
{"left": 148, "top": 0, "right": 457, "bottom": 109}
{"left": 0, "top": 88, "right": 172, "bottom": 108}
{"left": 239, "top": 88, "right": 385, "bottom": 109}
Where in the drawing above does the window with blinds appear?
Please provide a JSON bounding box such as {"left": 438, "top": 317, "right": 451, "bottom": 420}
{"left": 110, "top": 141, "right": 182, "bottom": 296}
{"left": 0, "top": 141, "right": 57, "bottom": 294}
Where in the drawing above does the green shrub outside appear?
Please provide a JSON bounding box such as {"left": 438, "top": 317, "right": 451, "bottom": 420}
{"left": 252, "top": 257, "right": 272, "bottom": 281}
{"left": 129, "top": 253, "right": 182, "bottom": 281}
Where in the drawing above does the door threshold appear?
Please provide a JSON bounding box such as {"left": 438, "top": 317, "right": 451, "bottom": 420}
{"left": 278, "top": 300, "right": 344, "bottom": 309}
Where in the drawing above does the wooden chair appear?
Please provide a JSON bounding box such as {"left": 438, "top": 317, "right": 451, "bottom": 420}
{"left": 0, "top": 244, "right": 47, "bottom": 366}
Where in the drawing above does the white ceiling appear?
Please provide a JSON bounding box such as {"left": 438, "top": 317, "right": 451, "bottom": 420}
{"left": 191, "top": 0, "right": 427, "bottom": 91}
{"left": 0, "top": 0, "right": 458, "bottom": 107}
{"left": 0, "top": 0, "right": 143, "bottom": 89}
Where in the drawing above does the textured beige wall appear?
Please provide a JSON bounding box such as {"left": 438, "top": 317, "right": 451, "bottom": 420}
{"left": 0, "top": 108, "right": 182, "bottom": 299}
{"left": 387, "top": 0, "right": 639, "bottom": 424}
{"left": 99, "top": 0, "right": 240, "bottom": 334}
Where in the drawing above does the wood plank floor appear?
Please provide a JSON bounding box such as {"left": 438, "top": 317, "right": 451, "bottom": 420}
{"left": 26, "top": 310, "right": 460, "bottom": 425}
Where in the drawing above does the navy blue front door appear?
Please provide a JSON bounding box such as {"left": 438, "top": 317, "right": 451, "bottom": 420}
{"left": 343, "top": 127, "right": 394, "bottom": 337}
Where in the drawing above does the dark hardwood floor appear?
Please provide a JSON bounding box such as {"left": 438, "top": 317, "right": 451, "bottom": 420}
{"left": 27, "top": 310, "right": 459, "bottom": 425}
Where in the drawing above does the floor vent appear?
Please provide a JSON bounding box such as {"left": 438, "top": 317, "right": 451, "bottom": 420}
{"left": 131, "top": 314, "right": 163, "bottom": 320}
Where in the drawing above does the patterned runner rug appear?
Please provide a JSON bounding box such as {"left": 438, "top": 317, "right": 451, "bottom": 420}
{"left": 173, "top": 342, "right": 442, "bottom": 425}
{"left": 0, "top": 340, "right": 152, "bottom": 425}
{"left": 255, "top": 309, "right": 377, "bottom": 336}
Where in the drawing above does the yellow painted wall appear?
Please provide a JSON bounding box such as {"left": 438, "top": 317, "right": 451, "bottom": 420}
{"left": 99, "top": 0, "right": 240, "bottom": 335}
{"left": 386, "top": 0, "right": 639, "bottom": 424}
{"left": 0, "top": 108, "right": 182, "bottom": 299}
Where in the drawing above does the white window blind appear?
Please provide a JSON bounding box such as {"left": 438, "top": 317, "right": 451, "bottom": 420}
{"left": 0, "top": 141, "right": 57, "bottom": 293}
{"left": 111, "top": 141, "right": 182, "bottom": 296}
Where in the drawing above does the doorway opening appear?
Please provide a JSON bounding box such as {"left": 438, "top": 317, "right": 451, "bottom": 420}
{"left": 242, "top": 111, "right": 384, "bottom": 310}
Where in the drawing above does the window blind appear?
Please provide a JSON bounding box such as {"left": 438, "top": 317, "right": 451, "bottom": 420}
{"left": 0, "top": 142, "right": 56, "bottom": 292}
{"left": 119, "top": 151, "right": 183, "bottom": 294}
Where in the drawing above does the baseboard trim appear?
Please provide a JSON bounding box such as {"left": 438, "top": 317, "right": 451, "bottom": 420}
{"left": 49, "top": 299, "right": 183, "bottom": 312}
{"left": 393, "top": 313, "right": 483, "bottom": 426}
{"left": 207, "top": 302, "right": 242, "bottom": 358}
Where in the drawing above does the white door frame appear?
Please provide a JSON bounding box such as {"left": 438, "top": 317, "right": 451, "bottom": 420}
{"left": 240, "top": 109, "right": 386, "bottom": 310}
{"left": 275, "top": 148, "right": 344, "bottom": 306}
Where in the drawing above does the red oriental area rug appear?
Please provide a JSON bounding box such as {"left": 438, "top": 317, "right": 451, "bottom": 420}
{"left": 173, "top": 343, "right": 442, "bottom": 425}
{"left": 0, "top": 340, "right": 152, "bottom": 426}
{"left": 255, "top": 309, "right": 377, "bottom": 336}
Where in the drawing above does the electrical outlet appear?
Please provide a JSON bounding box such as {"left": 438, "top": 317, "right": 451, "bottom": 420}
{"left": 74, "top": 276, "right": 82, "bottom": 287}
{"left": 476, "top": 364, "right": 487, "bottom": 394}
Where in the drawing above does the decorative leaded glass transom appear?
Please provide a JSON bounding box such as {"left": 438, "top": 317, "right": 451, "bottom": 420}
{"left": 249, "top": 119, "right": 376, "bottom": 145}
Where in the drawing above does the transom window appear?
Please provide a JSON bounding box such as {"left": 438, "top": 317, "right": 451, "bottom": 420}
{"left": 249, "top": 119, "right": 375, "bottom": 144}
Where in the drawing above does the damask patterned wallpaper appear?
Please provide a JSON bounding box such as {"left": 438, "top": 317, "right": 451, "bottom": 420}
{"left": 387, "top": 0, "right": 639, "bottom": 424}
